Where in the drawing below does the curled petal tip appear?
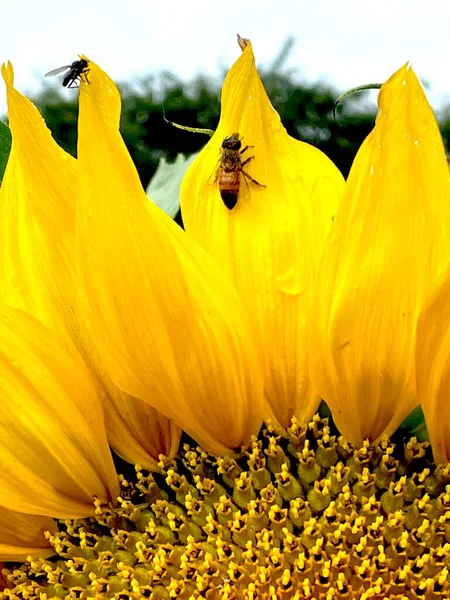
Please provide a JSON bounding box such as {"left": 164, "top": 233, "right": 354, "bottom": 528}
{"left": 1, "top": 62, "right": 14, "bottom": 86}
{"left": 391, "top": 61, "right": 414, "bottom": 83}
{"left": 237, "top": 34, "right": 251, "bottom": 51}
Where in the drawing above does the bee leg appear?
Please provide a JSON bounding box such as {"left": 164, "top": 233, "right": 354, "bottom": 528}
{"left": 240, "top": 145, "right": 254, "bottom": 154}
{"left": 241, "top": 156, "right": 255, "bottom": 167}
{"left": 241, "top": 169, "right": 266, "bottom": 188}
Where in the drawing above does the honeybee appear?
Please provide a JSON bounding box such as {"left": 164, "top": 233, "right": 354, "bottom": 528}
{"left": 45, "top": 59, "right": 90, "bottom": 88}
{"left": 214, "top": 133, "right": 265, "bottom": 210}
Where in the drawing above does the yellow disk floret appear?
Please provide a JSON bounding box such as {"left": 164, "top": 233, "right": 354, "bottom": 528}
{"left": 2, "top": 416, "right": 450, "bottom": 599}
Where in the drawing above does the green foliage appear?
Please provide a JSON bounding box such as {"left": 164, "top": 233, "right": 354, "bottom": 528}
{"left": 37, "top": 87, "right": 80, "bottom": 158}
{"left": 319, "top": 400, "right": 429, "bottom": 444}
{"left": 119, "top": 73, "right": 221, "bottom": 188}
{"left": 0, "top": 121, "right": 12, "bottom": 184}
{"left": 397, "top": 405, "right": 429, "bottom": 442}
{"left": 147, "top": 152, "right": 199, "bottom": 217}
{"left": 438, "top": 105, "right": 450, "bottom": 160}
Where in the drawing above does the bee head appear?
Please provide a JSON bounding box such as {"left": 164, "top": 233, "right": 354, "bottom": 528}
{"left": 222, "top": 133, "right": 242, "bottom": 151}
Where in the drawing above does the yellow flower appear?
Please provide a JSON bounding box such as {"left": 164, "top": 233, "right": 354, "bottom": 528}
{"left": 309, "top": 63, "right": 450, "bottom": 445}
{"left": 1, "top": 41, "right": 450, "bottom": 599}
{"left": 181, "top": 38, "right": 345, "bottom": 429}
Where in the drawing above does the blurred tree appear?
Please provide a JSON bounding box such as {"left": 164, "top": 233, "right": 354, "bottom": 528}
{"left": 33, "top": 41, "right": 449, "bottom": 188}
{"left": 439, "top": 105, "right": 450, "bottom": 158}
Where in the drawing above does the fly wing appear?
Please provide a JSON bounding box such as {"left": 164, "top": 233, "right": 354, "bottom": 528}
{"left": 45, "top": 65, "right": 70, "bottom": 77}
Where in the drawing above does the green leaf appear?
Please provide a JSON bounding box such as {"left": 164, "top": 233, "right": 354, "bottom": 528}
{"left": 0, "top": 121, "right": 12, "bottom": 184}
{"left": 146, "top": 152, "right": 199, "bottom": 218}
{"left": 398, "top": 405, "right": 429, "bottom": 442}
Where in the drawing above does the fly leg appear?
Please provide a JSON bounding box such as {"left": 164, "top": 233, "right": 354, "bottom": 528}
{"left": 81, "top": 69, "right": 90, "bottom": 84}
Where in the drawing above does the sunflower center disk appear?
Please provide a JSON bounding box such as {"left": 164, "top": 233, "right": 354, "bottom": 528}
{"left": 3, "top": 415, "right": 450, "bottom": 599}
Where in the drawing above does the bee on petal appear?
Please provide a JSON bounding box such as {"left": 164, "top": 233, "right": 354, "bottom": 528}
{"left": 214, "top": 133, "right": 265, "bottom": 210}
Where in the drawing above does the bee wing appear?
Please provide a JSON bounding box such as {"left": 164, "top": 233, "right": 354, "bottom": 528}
{"left": 205, "top": 157, "right": 220, "bottom": 187}
{"left": 201, "top": 158, "right": 227, "bottom": 209}
{"left": 238, "top": 172, "right": 252, "bottom": 204}
{"left": 45, "top": 65, "right": 71, "bottom": 77}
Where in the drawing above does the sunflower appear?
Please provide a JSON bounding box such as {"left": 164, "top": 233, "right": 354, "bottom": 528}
{"left": 1, "top": 36, "right": 450, "bottom": 600}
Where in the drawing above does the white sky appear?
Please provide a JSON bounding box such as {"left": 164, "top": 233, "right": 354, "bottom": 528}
{"left": 0, "top": 0, "right": 449, "bottom": 117}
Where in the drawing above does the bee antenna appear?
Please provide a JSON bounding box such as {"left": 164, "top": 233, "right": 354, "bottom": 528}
{"left": 333, "top": 83, "right": 382, "bottom": 121}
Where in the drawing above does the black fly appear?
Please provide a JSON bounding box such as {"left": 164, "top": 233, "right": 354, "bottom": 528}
{"left": 45, "top": 59, "right": 90, "bottom": 88}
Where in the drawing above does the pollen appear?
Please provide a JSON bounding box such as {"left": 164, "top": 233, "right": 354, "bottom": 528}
{"left": 2, "top": 415, "right": 450, "bottom": 599}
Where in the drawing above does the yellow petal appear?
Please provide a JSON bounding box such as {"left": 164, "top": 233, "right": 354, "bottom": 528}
{"left": 416, "top": 268, "right": 450, "bottom": 463}
{"left": 0, "top": 308, "right": 119, "bottom": 518}
{"left": 309, "top": 64, "right": 450, "bottom": 444}
{"left": 1, "top": 62, "right": 178, "bottom": 471}
{"left": 81, "top": 346, "right": 182, "bottom": 471}
{"left": 180, "top": 41, "right": 345, "bottom": 427}
{"left": 75, "top": 59, "right": 264, "bottom": 455}
{"left": 0, "top": 507, "right": 55, "bottom": 561}
{"left": 0, "top": 62, "right": 77, "bottom": 327}
{"left": 102, "top": 375, "right": 181, "bottom": 470}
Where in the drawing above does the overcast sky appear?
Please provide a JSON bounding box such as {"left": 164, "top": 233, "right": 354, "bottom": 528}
{"left": 0, "top": 0, "right": 449, "bottom": 116}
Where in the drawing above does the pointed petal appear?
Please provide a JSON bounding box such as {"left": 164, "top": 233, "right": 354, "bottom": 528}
{"left": 310, "top": 64, "right": 450, "bottom": 444}
{"left": 0, "top": 63, "right": 178, "bottom": 471}
{"left": 0, "top": 506, "right": 55, "bottom": 561}
{"left": 0, "top": 308, "right": 119, "bottom": 518}
{"left": 416, "top": 269, "right": 450, "bottom": 463}
{"left": 0, "top": 62, "right": 77, "bottom": 327}
{"left": 75, "top": 60, "right": 264, "bottom": 455}
{"left": 180, "top": 42, "right": 345, "bottom": 427}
